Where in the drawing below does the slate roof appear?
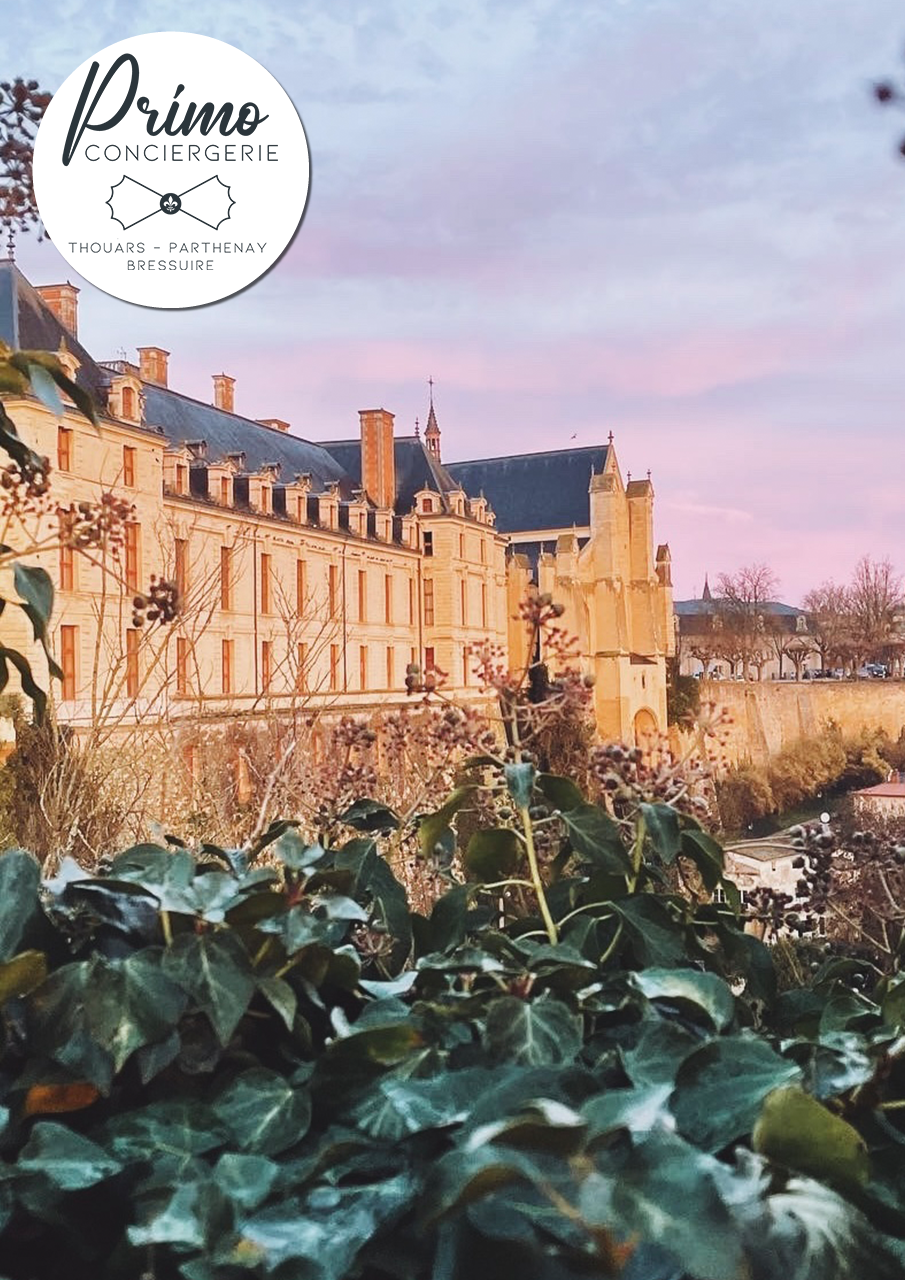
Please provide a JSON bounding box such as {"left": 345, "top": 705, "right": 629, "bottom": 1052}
{"left": 446, "top": 445, "right": 608, "bottom": 534}
{"left": 143, "top": 385, "right": 351, "bottom": 495}
{"left": 0, "top": 260, "right": 113, "bottom": 404}
{"left": 317, "top": 435, "right": 462, "bottom": 515}
{"left": 674, "top": 599, "right": 803, "bottom": 617}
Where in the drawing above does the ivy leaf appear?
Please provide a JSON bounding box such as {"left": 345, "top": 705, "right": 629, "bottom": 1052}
{"left": 672, "top": 1038, "right": 802, "bottom": 1152}
{"left": 18, "top": 1122, "right": 121, "bottom": 1189}
{"left": 562, "top": 804, "right": 630, "bottom": 872}
{"left": 162, "top": 931, "right": 255, "bottom": 1046}
{"left": 630, "top": 968, "right": 735, "bottom": 1032}
{"left": 0, "top": 849, "right": 40, "bottom": 961}
{"left": 504, "top": 762, "right": 536, "bottom": 809}
{"left": 213, "top": 1068, "right": 311, "bottom": 1155}
{"left": 26, "top": 362, "right": 64, "bottom": 417}
{"left": 483, "top": 994, "right": 582, "bottom": 1066}
{"left": 0, "top": 949, "right": 47, "bottom": 1005}
{"left": 537, "top": 772, "right": 585, "bottom": 812}
{"left": 418, "top": 785, "right": 475, "bottom": 858}
{"left": 680, "top": 826, "right": 726, "bottom": 892}
{"left": 13, "top": 562, "right": 54, "bottom": 642}
{"left": 753, "top": 1086, "right": 870, "bottom": 1194}
{"left": 339, "top": 799, "right": 400, "bottom": 833}
{"left": 640, "top": 803, "right": 681, "bottom": 863}
{"left": 464, "top": 828, "right": 521, "bottom": 882}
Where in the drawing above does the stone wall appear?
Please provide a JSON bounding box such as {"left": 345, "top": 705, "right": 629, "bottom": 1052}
{"left": 694, "top": 679, "right": 905, "bottom": 768}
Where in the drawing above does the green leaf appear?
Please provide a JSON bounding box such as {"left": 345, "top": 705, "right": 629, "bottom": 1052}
{"left": 13, "top": 562, "right": 54, "bottom": 640}
{"left": 629, "top": 968, "right": 735, "bottom": 1031}
{"left": 537, "top": 772, "right": 585, "bottom": 812}
{"left": 680, "top": 826, "right": 726, "bottom": 892}
{"left": 464, "top": 828, "right": 521, "bottom": 881}
{"left": 256, "top": 975, "right": 297, "bottom": 1031}
{"left": 213, "top": 1068, "right": 311, "bottom": 1155}
{"left": 483, "top": 994, "right": 582, "bottom": 1066}
{"left": 339, "top": 798, "right": 400, "bottom": 833}
{"left": 272, "top": 829, "right": 326, "bottom": 871}
{"left": 672, "top": 1037, "right": 802, "bottom": 1152}
{"left": 504, "top": 762, "right": 536, "bottom": 808}
{"left": 83, "top": 952, "right": 187, "bottom": 1073}
{"left": 0, "top": 849, "right": 40, "bottom": 961}
{"left": 753, "top": 1085, "right": 870, "bottom": 1194}
{"left": 128, "top": 1177, "right": 219, "bottom": 1251}
{"left": 26, "top": 362, "right": 64, "bottom": 416}
{"left": 0, "top": 646, "right": 49, "bottom": 719}
{"left": 561, "top": 804, "right": 630, "bottom": 872}
{"left": 640, "top": 803, "right": 681, "bottom": 863}
{"left": 162, "top": 931, "right": 255, "bottom": 1045}
{"left": 613, "top": 894, "right": 687, "bottom": 968}
{"left": 213, "top": 1152, "right": 279, "bottom": 1212}
{"left": 18, "top": 1122, "right": 121, "bottom": 1189}
{"left": 419, "top": 785, "right": 475, "bottom": 858}
{"left": 0, "top": 949, "right": 47, "bottom": 1005}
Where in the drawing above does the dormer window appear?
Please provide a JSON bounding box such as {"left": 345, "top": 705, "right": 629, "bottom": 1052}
{"left": 176, "top": 464, "right": 189, "bottom": 495}
{"left": 422, "top": 497, "right": 434, "bottom": 513}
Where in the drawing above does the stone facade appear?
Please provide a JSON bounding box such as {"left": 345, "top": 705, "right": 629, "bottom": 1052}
{"left": 0, "top": 264, "right": 672, "bottom": 745}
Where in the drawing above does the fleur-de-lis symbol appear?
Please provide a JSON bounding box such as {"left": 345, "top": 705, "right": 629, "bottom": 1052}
{"left": 163, "top": 194, "right": 178, "bottom": 212}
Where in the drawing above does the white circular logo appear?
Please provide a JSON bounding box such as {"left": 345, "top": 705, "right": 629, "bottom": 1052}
{"left": 33, "top": 32, "right": 310, "bottom": 308}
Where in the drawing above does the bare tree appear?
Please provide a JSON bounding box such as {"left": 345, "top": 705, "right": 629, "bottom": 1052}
{"left": 714, "top": 564, "right": 780, "bottom": 680}
{"left": 848, "top": 555, "right": 904, "bottom": 672}
{"left": 802, "top": 581, "right": 851, "bottom": 673}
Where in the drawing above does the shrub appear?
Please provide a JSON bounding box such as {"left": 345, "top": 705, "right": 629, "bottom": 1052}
{"left": 1, "top": 758, "right": 905, "bottom": 1279}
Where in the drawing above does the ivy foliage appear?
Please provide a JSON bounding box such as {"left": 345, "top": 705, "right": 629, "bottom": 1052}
{"left": 1, "top": 769, "right": 905, "bottom": 1280}
{"left": 0, "top": 344, "right": 99, "bottom": 718}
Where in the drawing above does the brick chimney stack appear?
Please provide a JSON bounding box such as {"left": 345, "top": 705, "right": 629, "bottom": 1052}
{"left": 36, "top": 283, "right": 79, "bottom": 336}
{"left": 137, "top": 347, "right": 169, "bottom": 386}
{"left": 213, "top": 374, "right": 235, "bottom": 414}
{"left": 257, "top": 418, "right": 290, "bottom": 433}
{"left": 359, "top": 408, "right": 396, "bottom": 510}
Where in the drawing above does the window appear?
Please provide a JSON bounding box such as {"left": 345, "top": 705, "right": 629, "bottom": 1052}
{"left": 481, "top": 582, "right": 487, "bottom": 629}
{"left": 459, "top": 532, "right": 464, "bottom": 559}
{"left": 359, "top": 644, "right": 368, "bottom": 690}
{"left": 220, "top": 546, "right": 232, "bottom": 610}
{"left": 296, "top": 642, "right": 308, "bottom": 693}
{"left": 261, "top": 640, "right": 273, "bottom": 692}
{"left": 408, "top": 578, "right": 415, "bottom": 625}
{"left": 220, "top": 476, "right": 230, "bottom": 505}
{"left": 122, "top": 386, "right": 136, "bottom": 420}
{"left": 296, "top": 495, "right": 306, "bottom": 522}
{"left": 60, "top": 625, "right": 77, "bottom": 700}
{"left": 358, "top": 569, "right": 367, "bottom": 623}
{"left": 124, "top": 523, "right": 140, "bottom": 592}
{"left": 59, "top": 543, "right": 75, "bottom": 592}
{"left": 423, "top": 578, "right": 435, "bottom": 627}
{"left": 460, "top": 577, "right": 468, "bottom": 625}
{"left": 126, "top": 628, "right": 139, "bottom": 698}
{"left": 425, "top": 645, "right": 435, "bottom": 671}
{"left": 480, "top": 539, "right": 486, "bottom": 564}
{"left": 328, "top": 564, "right": 338, "bottom": 618}
{"left": 330, "top": 643, "right": 340, "bottom": 691}
{"left": 176, "top": 464, "right": 188, "bottom": 495}
{"left": 297, "top": 560, "right": 307, "bottom": 613}
{"left": 384, "top": 573, "right": 393, "bottom": 624}
{"left": 422, "top": 497, "right": 434, "bottom": 514}
{"left": 463, "top": 646, "right": 470, "bottom": 685}
{"left": 222, "top": 639, "right": 233, "bottom": 695}
{"left": 176, "top": 637, "right": 189, "bottom": 696}
{"left": 423, "top": 531, "right": 433, "bottom": 557}
{"left": 386, "top": 645, "right": 395, "bottom": 689}
{"left": 260, "top": 553, "right": 272, "bottom": 614}
{"left": 174, "top": 538, "right": 188, "bottom": 600}
{"left": 123, "top": 445, "right": 136, "bottom": 487}
{"left": 57, "top": 427, "right": 73, "bottom": 472}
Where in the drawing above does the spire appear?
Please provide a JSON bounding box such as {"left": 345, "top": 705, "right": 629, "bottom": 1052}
{"left": 4, "top": 227, "right": 14, "bottom": 262}
{"left": 414, "top": 416, "right": 420, "bottom": 439}
{"left": 424, "top": 376, "right": 441, "bottom": 458}
{"left": 702, "top": 574, "right": 712, "bottom": 603}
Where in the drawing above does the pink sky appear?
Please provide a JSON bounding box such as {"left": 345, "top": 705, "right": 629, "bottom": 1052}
{"left": 12, "top": 0, "right": 905, "bottom": 604}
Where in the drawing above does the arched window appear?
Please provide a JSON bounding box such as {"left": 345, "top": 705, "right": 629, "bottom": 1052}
{"left": 122, "top": 385, "right": 136, "bottom": 420}
{"left": 422, "top": 496, "right": 434, "bottom": 513}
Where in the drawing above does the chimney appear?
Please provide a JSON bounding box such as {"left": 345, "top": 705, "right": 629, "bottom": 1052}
{"left": 36, "top": 283, "right": 79, "bottom": 336}
{"left": 213, "top": 373, "right": 235, "bottom": 413}
{"left": 359, "top": 408, "right": 396, "bottom": 510}
{"left": 257, "top": 418, "right": 290, "bottom": 433}
{"left": 137, "top": 346, "right": 169, "bottom": 386}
